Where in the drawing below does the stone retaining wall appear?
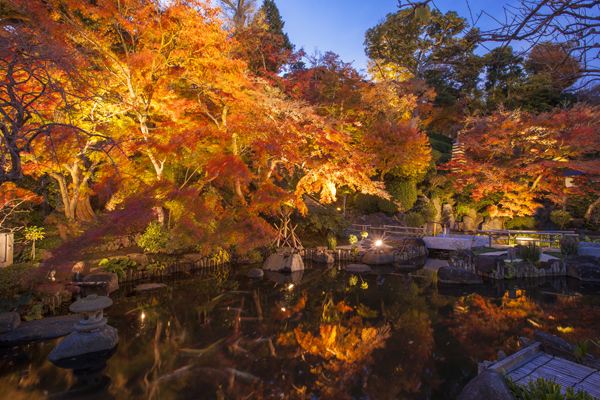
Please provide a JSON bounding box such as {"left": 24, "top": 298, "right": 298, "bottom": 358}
{"left": 450, "top": 256, "right": 565, "bottom": 280}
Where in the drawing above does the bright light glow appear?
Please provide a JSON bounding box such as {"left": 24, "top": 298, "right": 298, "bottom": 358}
{"left": 281, "top": 307, "right": 286, "bottom": 312}
{"left": 337, "top": 207, "right": 341, "bottom": 211}
{"left": 141, "top": 312, "right": 146, "bottom": 320}
{"left": 558, "top": 326, "right": 574, "bottom": 333}
{"left": 288, "top": 284, "right": 294, "bottom": 290}
{"left": 376, "top": 240, "right": 383, "bottom": 246}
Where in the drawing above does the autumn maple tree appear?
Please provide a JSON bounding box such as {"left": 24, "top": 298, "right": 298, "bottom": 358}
{"left": 447, "top": 105, "right": 600, "bottom": 219}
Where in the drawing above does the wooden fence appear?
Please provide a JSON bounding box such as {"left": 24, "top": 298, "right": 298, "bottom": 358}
{"left": 477, "top": 229, "right": 579, "bottom": 248}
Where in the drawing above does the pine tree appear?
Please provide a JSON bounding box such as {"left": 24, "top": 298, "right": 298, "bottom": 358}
{"left": 260, "top": 0, "right": 292, "bottom": 51}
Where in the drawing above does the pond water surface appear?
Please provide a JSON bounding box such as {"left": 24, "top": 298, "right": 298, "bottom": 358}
{"left": 1, "top": 260, "right": 600, "bottom": 400}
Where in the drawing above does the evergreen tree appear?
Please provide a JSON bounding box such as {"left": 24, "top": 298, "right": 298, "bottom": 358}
{"left": 260, "top": 0, "right": 293, "bottom": 51}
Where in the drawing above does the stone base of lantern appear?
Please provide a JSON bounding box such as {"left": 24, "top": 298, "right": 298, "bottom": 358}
{"left": 48, "top": 325, "right": 119, "bottom": 363}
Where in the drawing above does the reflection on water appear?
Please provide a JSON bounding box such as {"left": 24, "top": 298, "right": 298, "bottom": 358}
{"left": 1, "top": 261, "right": 600, "bottom": 399}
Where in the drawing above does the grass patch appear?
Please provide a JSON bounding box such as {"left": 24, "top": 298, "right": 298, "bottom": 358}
{"left": 473, "top": 247, "right": 504, "bottom": 255}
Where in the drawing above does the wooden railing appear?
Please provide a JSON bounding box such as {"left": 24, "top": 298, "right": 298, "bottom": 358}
{"left": 477, "top": 229, "right": 578, "bottom": 247}
{"left": 349, "top": 224, "right": 427, "bottom": 237}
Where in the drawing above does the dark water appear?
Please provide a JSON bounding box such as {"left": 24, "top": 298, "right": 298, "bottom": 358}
{"left": 1, "top": 260, "right": 600, "bottom": 400}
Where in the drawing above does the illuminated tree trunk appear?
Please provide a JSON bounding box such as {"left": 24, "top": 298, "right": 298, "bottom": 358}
{"left": 585, "top": 196, "right": 600, "bottom": 221}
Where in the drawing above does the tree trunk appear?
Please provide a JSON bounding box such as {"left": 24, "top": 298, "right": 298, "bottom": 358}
{"left": 584, "top": 196, "right": 600, "bottom": 221}
{"left": 76, "top": 195, "right": 95, "bottom": 222}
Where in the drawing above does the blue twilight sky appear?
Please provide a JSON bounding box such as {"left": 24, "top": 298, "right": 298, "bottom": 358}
{"left": 274, "top": 0, "right": 518, "bottom": 75}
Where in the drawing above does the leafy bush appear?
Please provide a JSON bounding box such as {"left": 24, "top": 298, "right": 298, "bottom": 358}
{"left": 505, "top": 374, "right": 594, "bottom": 400}
{"left": 418, "top": 202, "right": 438, "bottom": 221}
{"left": 377, "top": 197, "right": 399, "bottom": 215}
{"left": 139, "top": 221, "right": 170, "bottom": 253}
{"left": 551, "top": 210, "right": 572, "bottom": 229}
{"left": 521, "top": 242, "right": 541, "bottom": 263}
{"left": 242, "top": 250, "right": 263, "bottom": 263}
{"left": 405, "top": 212, "right": 425, "bottom": 227}
{"left": 354, "top": 193, "right": 379, "bottom": 213}
{"left": 299, "top": 207, "right": 351, "bottom": 236}
{"left": 387, "top": 180, "right": 417, "bottom": 211}
{"left": 560, "top": 236, "right": 579, "bottom": 259}
{"left": 454, "top": 203, "right": 472, "bottom": 219}
{"left": 0, "top": 263, "right": 39, "bottom": 298}
{"left": 99, "top": 257, "right": 137, "bottom": 278}
{"left": 327, "top": 232, "right": 337, "bottom": 250}
{"left": 505, "top": 216, "right": 539, "bottom": 230}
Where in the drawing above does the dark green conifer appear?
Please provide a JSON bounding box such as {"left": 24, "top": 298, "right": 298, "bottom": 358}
{"left": 260, "top": 0, "right": 293, "bottom": 51}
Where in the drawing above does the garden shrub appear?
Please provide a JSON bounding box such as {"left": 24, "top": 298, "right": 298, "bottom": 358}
{"left": 377, "top": 198, "right": 399, "bottom": 215}
{"left": 418, "top": 202, "right": 438, "bottom": 221}
{"left": 505, "top": 216, "right": 539, "bottom": 230}
{"left": 0, "top": 263, "right": 39, "bottom": 298}
{"left": 504, "top": 374, "right": 594, "bottom": 400}
{"left": 298, "top": 207, "right": 350, "bottom": 236}
{"left": 560, "top": 236, "right": 578, "bottom": 259}
{"left": 139, "top": 221, "right": 170, "bottom": 253}
{"left": 551, "top": 210, "right": 572, "bottom": 229}
{"left": 405, "top": 212, "right": 425, "bottom": 227}
{"left": 354, "top": 193, "right": 379, "bottom": 213}
{"left": 387, "top": 180, "right": 417, "bottom": 211}
{"left": 99, "top": 257, "right": 137, "bottom": 278}
{"left": 521, "top": 243, "right": 541, "bottom": 264}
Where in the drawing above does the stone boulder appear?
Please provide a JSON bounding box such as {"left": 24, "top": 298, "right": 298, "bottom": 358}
{"left": 481, "top": 217, "right": 503, "bottom": 231}
{"left": 476, "top": 255, "right": 504, "bottom": 274}
{"left": 127, "top": 253, "right": 149, "bottom": 267}
{"left": 344, "top": 264, "right": 372, "bottom": 274}
{"left": 48, "top": 325, "right": 118, "bottom": 362}
{"left": 134, "top": 283, "right": 166, "bottom": 292}
{"left": 457, "top": 369, "right": 516, "bottom": 400}
{"left": 438, "top": 266, "right": 483, "bottom": 284}
{"left": 82, "top": 273, "right": 119, "bottom": 296}
{"left": 572, "top": 255, "right": 599, "bottom": 265}
{"left": 0, "top": 314, "right": 79, "bottom": 347}
{"left": 0, "top": 312, "right": 20, "bottom": 333}
{"left": 247, "top": 268, "right": 264, "bottom": 279}
{"left": 262, "top": 253, "right": 304, "bottom": 272}
{"left": 362, "top": 251, "right": 395, "bottom": 265}
{"left": 463, "top": 216, "right": 477, "bottom": 232}
{"left": 312, "top": 250, "right": 334, "bottom": 264}
{"left": 533, "top": 331, "right": 574, "bottom": 353}
{"left": 566, "top": 262, "right": 600, "bottom": 283}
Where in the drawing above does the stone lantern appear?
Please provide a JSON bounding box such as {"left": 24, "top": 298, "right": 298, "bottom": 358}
{"left": 49, "top": 294, "right": 118, "bottom": 363}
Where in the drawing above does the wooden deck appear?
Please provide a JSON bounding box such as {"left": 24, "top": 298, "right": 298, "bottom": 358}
{"left": 491, "top": 343, "right": 600, "bottom": 398}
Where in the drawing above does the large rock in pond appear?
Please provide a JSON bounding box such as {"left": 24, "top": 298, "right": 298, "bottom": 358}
{"left": 476, "top": 255, "right": 504, "bottom": 274}
{"left": 438, "top": 266, "right": 483, "bottom": 284}
{"left": 362, "top": 250, "right": 395, "bottom": 265}
{"left": 82, "top": 273, "right": 119, "bottom": 296}
{"left": 344, "top": 264, "right": 371, "bottom": 274}
{"left": 312, "top": 250, "right": 334, "bottom": 264}
{"left": 457, "top": 369, "right": 516, "bottom": 400}
{"left": 0, "top": 314, "right": 79, "bottom": 347}
{"left": 566, "top": 262, "right": 600, "bottom": 283}
{"left": 247, "top": 268, "right": 264, "bottom": 279}
{"left": 262, "top": 253, "right": 304, "bottom": 272}
{"left": 0, "top": 312, "right": 20, "bottom": 333}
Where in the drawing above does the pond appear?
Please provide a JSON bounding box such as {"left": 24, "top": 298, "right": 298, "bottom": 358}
{"left": 1, "top": 260, "right": 600, "bottom": 400}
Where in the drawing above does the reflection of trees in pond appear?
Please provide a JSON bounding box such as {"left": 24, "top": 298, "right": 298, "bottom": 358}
{"left": 446, "top": 294, "right": 600, "bottom": 362}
